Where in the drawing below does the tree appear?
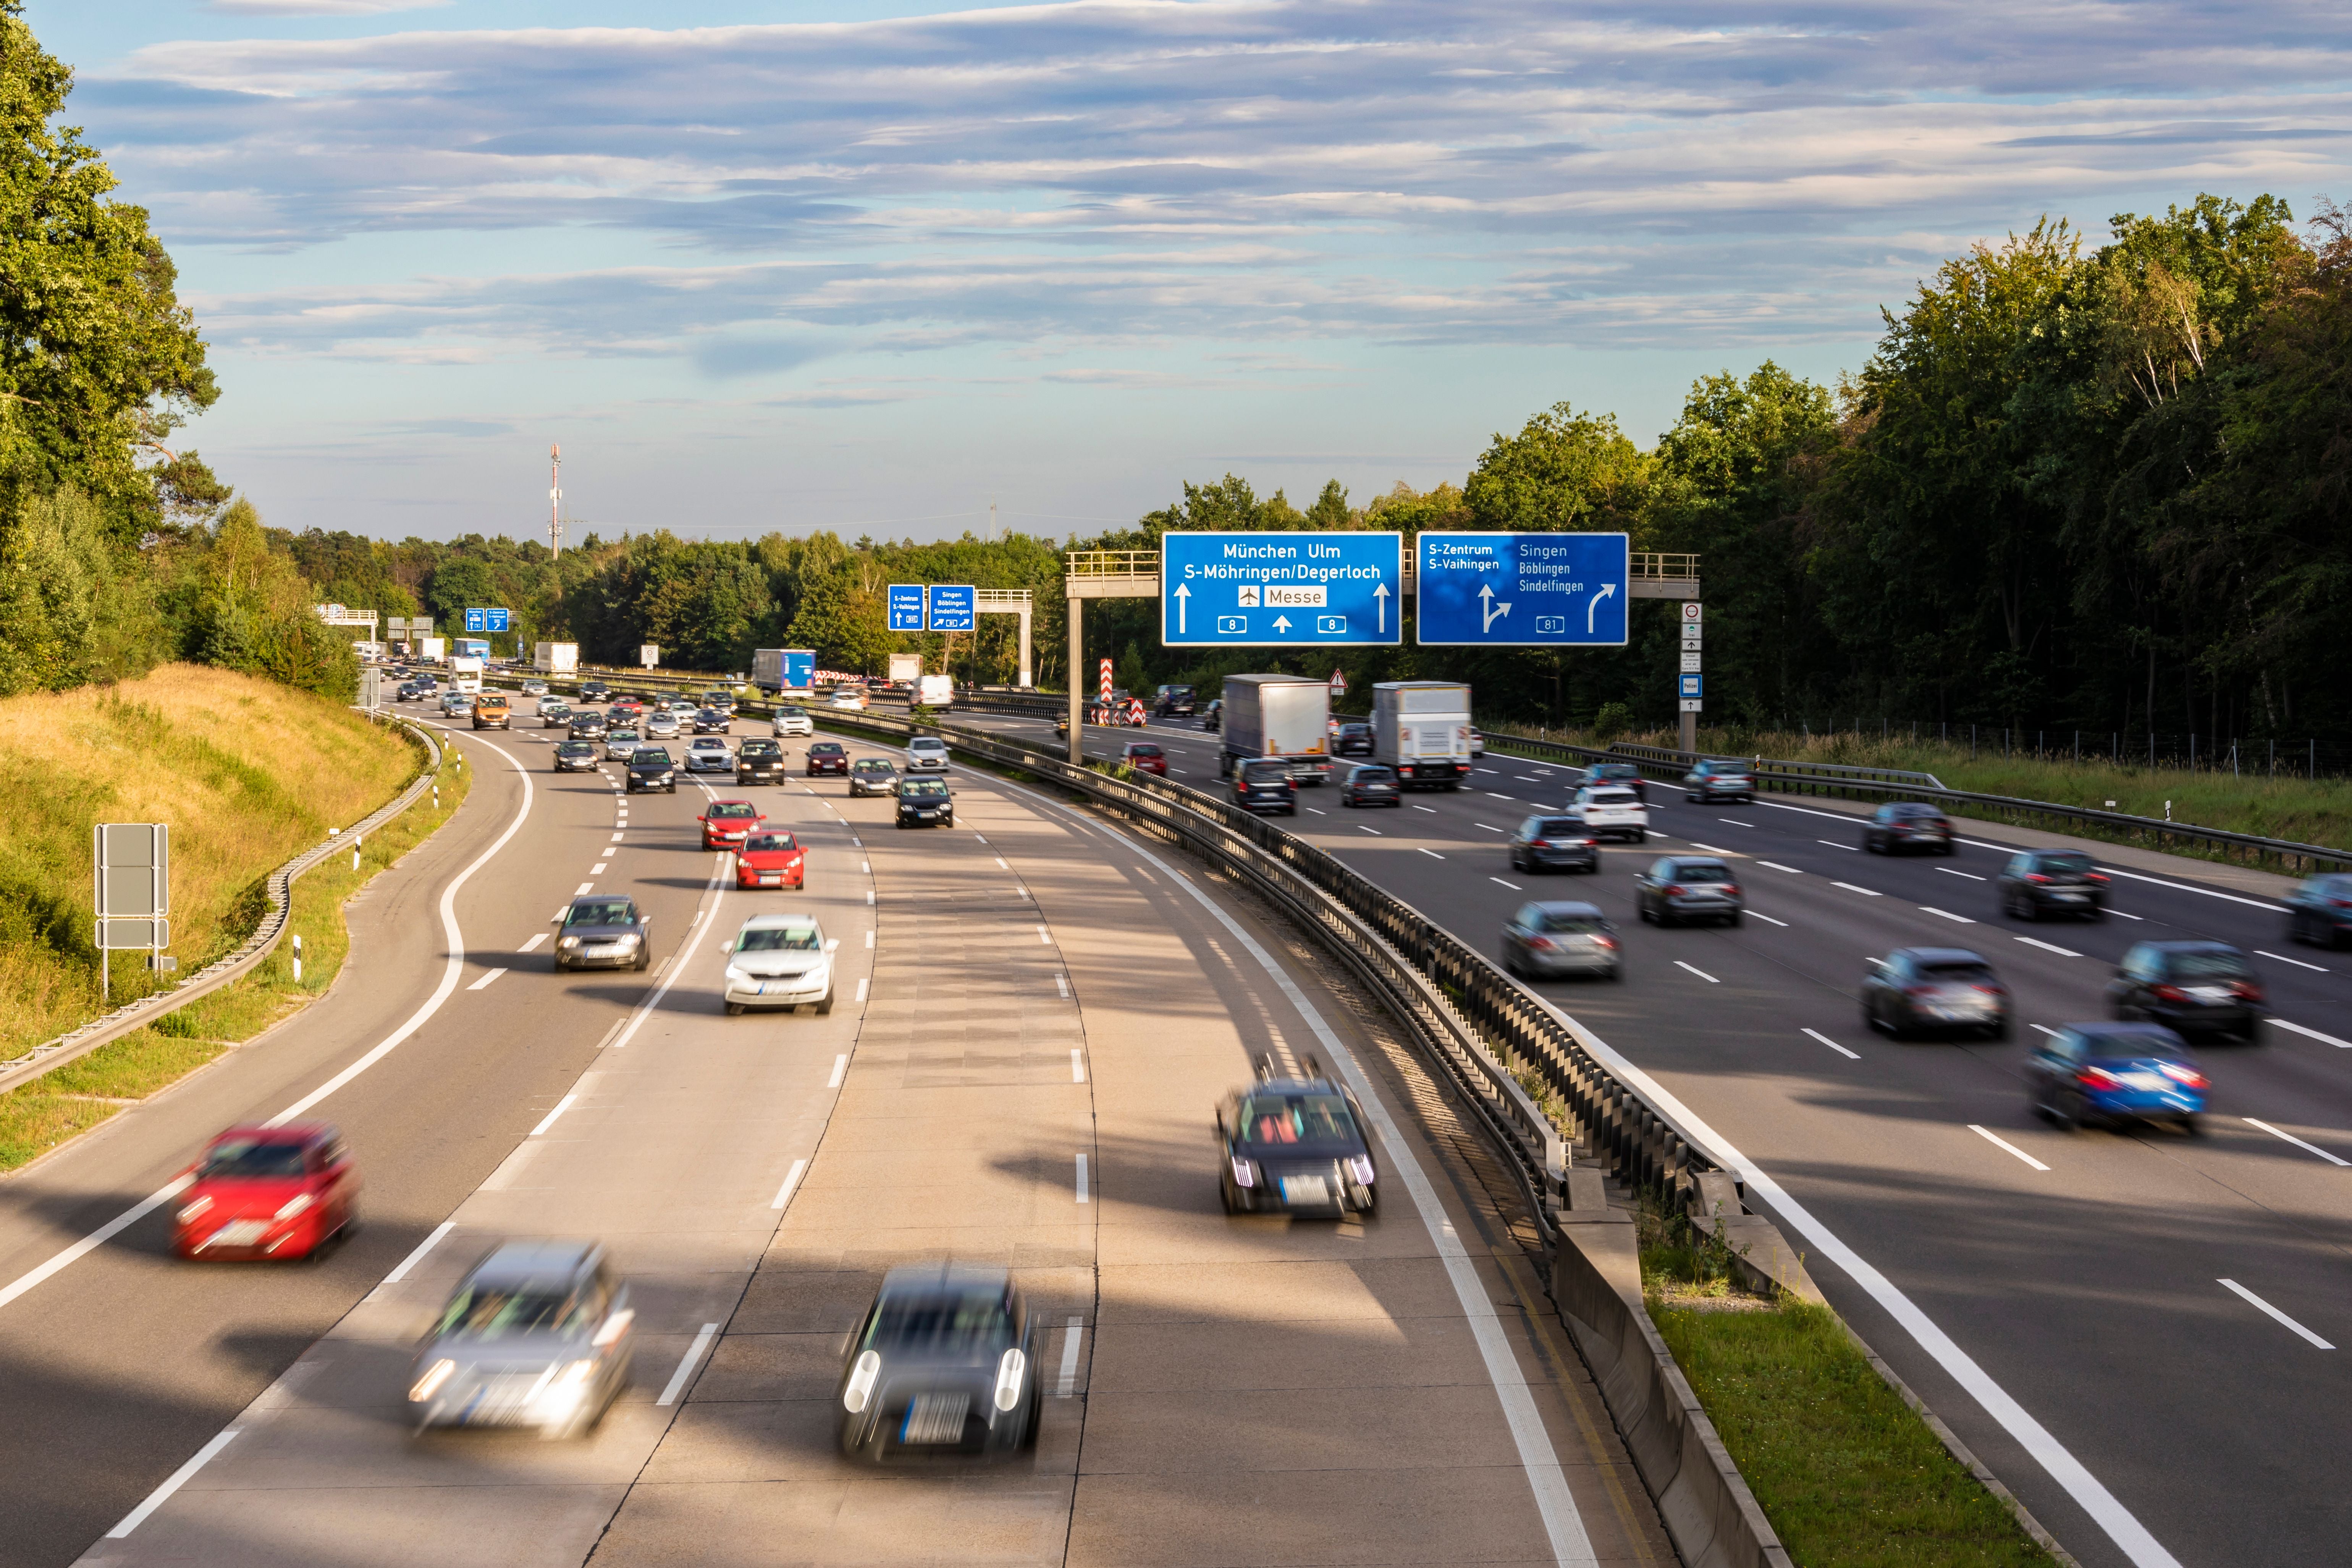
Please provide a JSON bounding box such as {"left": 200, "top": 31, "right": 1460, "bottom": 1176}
{"left": 425, "top": 558, "right": 499, "bottom": 632}
{"left": 1464, "top": 404, "right": 1649, "bottom": 535}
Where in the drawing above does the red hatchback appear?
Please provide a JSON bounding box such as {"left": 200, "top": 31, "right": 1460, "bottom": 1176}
{"left": 699, "top": 799, "right": 765, "bottom": 850}
{"left": 175, "top": 1123, "right": 357, "bottom": 1261}
{"left": 735, "top": 829, "right": 806, "bottom": 889}
{"left": 1122, "top": 741, "right": 1167, "bottom": 776}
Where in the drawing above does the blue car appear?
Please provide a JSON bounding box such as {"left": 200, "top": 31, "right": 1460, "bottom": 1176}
{"left": 2024, "top": 1023, "right": 2206, "bottom": 1133}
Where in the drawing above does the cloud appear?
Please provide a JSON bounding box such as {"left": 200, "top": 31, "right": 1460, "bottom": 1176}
{"left": 209, "top": 0, "right": 449, "bottom": 14}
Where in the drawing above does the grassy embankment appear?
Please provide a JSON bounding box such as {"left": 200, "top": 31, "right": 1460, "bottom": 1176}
{"left": 0, "top": 665, "right": 470, "bottom": 1169}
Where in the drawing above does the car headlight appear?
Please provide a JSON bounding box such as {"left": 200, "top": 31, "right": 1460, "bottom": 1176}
{"left": 410, "top": 1359, "right": 456, "bottom": 1403}
{"left": 994, "top": 1347, "right": 1026, "bottom": 1412}
{"left": 177, "top": 1195, "right": 213, "bottom": 1224}
{"left": 843, "top": 1350, "right": 881, "bottom": 1413}
{"left": 726, "top": 965, "right": 748, "bottom": 982}
{"left": 1347, "top": 1156, "right": 1376, "bottom": 1185}
{"left": 558, "top": 935, "right": 580, "bottom": 949}
{"left": 275, "top": 1193, "right": 315, "bottom": 1222}
{"left": 618, "top": 933, "right": 641, "bottom": 947}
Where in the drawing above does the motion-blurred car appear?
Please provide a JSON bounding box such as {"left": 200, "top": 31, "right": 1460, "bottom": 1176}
{"left": 692, "top": 707, "right": 731, "bottom": 735}
{"left": 1333, "top": 722, "right": 1374, "bottom": 757}
{"left": 896, "top": 776, "right": 954, "bottom": 828}
{"left": 1500, "top": 901, "right": 1620, "bottom": 981}
{"left": 907, "top": 736, "right": 950, "bottom": 773}
{"left": 626, "top": 748, "right": 677, "bottom": 793}
{"left": 1863, "top": 801, "right": 1954, "bottom": 855}
{"left": 1154, "top": 684, "right": 1196, "bottom": 717}
{"left": 835, "top": 1265, "right": 1040, "bottom": 1461}
{"left": 2284, "top": 873, "right": 2352, "bottom": 950}
{"left": 519, "top": 678, "right": 548, "bottom": 697}
{"left": 552, "top": 740, "right": 600, "bottom": 773}
{"left": 2106, "top": 941, "right": 2264, "bottom": 1043}
{"left": 440, "top": 692, "right": 474, "bottom": 718}
{"left": 849, "top": 757, "right": 899, "bottom": 797}
{"left": 807, "top": 740, "right": 849, "bottom": 775}
{"left": 1469, "top": 727, "right": 1485, "bottom": 759}
{"left": 602, "top": 727, "right": 642, "bottom": 760}
{"left": 1232, "top": 757, "right": 1297, "bottom": 816}
{"left": 829, "top": 687, "right": 868, "bottom": 711}
{"left": 773, "top": 706, "right": 814, "bottom": 738}
{"left": 1570, "top": 784, "right": 1647, "bottom": 842}
{"left": 1338, "top": 761, "right": 1399, "bottom": 807}
{"left": 553, "top": 894, "right": 650, "bottom": 972}
{"left": 1860, "top": 947, "right": 2009, "bottom": 1039}
{"left": 1122, "top": 740, "right": 1167, "bottom": 776}
{"left": 1681, "top": 758, "right": 1753, "bottom": 803}
{"left": 537, "top": 698, "right": 572, "bottom": 727}
{"left": 1997, "top": 849, "right": 2108, "bottom": 920}
{"left": 1216, "top": 1062, "right": 1378, "bottom": 1216}
{"left": 407, "top": 1240, "right": 634, "bottom": 1438}
{"left": 722, "top": 912, "right": 833, "bottom": 1013}
{"left": 735, "top": 737, "right": 786, "bottom": 785}
{"left": 579, "top": 680, "right": 611, "bottom": 703}
{"left": 734, "top": 829, "right": 806, "bottom": 890}
{"left": 568, "top": 712, "right": 607, "bottom": 742}
{"left": 173, "top": 1122, "right": 357, "bottom": 1261}
{"left": 1508, "top": 813, "right": 1599, "bottom": 874}
{"left": 686, "top": 736, "right": 734, "bottom": 773}
{"left": 699, "top": 799, "right": 764, "bottom": 849}
{"left": 700, "top": 689, "right": 736, "bottom": 716}
{"left": 1580, "top": 761, "right": 1646, "bottom": 801}
{"left": 1199, "top": 698, "right": 1222, "bottom": 731}
{"left": 1634, "top": 855, "right": 1743, "bottom": 926}
{"left": 2024, "top": 1023, "right": 2206, "bottom": 1133}
{"left": 643, "top": 710, "right": 682, "bottom": 740}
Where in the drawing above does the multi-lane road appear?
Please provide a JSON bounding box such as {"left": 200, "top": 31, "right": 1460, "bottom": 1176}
{"left": 0, "top": 714, "right": 1674, "bottom": 1568}
{"left": 972, "top": 707, "right": 2352, "bottom": 1568}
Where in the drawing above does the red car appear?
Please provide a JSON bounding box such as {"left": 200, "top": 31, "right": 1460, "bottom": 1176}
{"left": 735, "top": 829, "right": 806, "bottom": 889}
{"left": 700, "top": 799, "right": 765, "bottom": 850}
{"left": 1122, "top": 741, "right": 1167, "bottom": 776}
{"left": 807, "top": 741, "right": 849, "bottom": 775}
{"left": 174, "top": 1123, "right": 357, "bottom": 1261}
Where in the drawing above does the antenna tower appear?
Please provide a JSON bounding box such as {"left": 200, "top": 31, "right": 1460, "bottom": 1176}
{"left": 549, "top": 444, "right": 564, "bottom": 558}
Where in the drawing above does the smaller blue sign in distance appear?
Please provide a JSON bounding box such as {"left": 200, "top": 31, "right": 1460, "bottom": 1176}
{"left": 926, "top": 584, "right": 976, "bottom": 632}
{"left": 887, "top": 585, "right": 926, "bottom": 632}
{"left": 1415, "top": 533, "right": 1628, "bottom": 647}
{"left": 1160, "top": 531, "right": 1401, "bottom": 646}
{"left": 463, "top": 607, "right": 512, "bottom": 634}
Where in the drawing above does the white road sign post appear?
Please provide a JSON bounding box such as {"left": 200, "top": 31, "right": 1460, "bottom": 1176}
{"left": 94, "top": 822, "right": 170, "bottom": 1003}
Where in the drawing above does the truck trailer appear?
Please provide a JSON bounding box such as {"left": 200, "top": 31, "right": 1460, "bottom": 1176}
{"left": 752, "top": 648, "right": 818, "bottom": 695}
{"left": 887, "top": 653, "right": 922, "bottom": 687}
{"left": 533, "top": 641, "right": 579, "bottom": 676}
{"left": 1219, "top": 674, "right": 1332, "bottom": 784}
{"left": 1372, "top": 681, "right": 1472, "bottom": 788}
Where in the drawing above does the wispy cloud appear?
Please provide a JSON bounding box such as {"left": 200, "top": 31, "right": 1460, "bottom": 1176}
{"left": 208, "top": 0, "right": 449, "bottom": 15}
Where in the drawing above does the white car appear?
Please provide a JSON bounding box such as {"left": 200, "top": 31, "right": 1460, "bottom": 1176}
{"left": 686, "top": 736, "right": 734, "bottom": 773}
{"left": 829, "top": 688, "right": 867, "bottom": 711}
{"left": 722, "top": 913, "right": 834, "bottom": 1015}
{"left": 906, "top": 736, "right": 949, "bottom": 773}
{"left": 1571, "top": 785, "right": 1648, "bottom": 843}
{"left": 603, "top": 727, "right": 642, "bottom": 760}
{"left": 772, "top": 706, "right": 814, "bottom": 737}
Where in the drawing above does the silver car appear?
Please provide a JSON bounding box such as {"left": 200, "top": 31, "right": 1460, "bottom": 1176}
{"left": 603, "top": 727, "right": 642, "bottom": 761}
{"left": 409, "top": 1240, "right": 634, "bottom": 1438}
{"left": 686, "top": 736, "right": 734, "bottom": 772}
{"left": 1634, "top": 855, "right": 1745, "bottom": 928}
{"left": 1501, "top": 901, "right": 1621, "bottom": 980}
{"left": 906, "top": 736, "right": 950, "bottom": 773}
{"left": 773, "top": 707, "right": 814, "bottom": 738}
{"left": 643, "top": 710, "right": 683, "bottom": 740}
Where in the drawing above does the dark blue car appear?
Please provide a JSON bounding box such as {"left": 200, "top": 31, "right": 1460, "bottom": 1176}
{"left": 2024, "top": 1023, "right": 2206, "bottom": 1134}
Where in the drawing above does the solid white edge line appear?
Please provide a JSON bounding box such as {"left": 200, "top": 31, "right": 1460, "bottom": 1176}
{"left": 2102, "top": 867, "right": 2286, "bottom": 913}
{"left": 771, "top": 1157, "right": 810, "bottom": 1209}
{"left": 529, "top": 1094, "right": 579, "bottom": 1137}
{"left": 0, "top": 1175, "right": 192, "bottom": 1313}
{"left": 2273, "top": 1017, "right": 2352, "bottom": 1049}
{"left": 103, "top": 1427, "right": 241, "bottom": 1538}
{"left": 656, "top": 1322, "right": 721, "bottom": 1405}
{"left": 2243, "top": 1118, "right": 2351, "bottom": 1166}
{"left": 381, "top": 1220, "right": 457, "bottom": 1284}
{"left": 828, "top": 1053, "right": 849, "bottom": 1088}
{"left": 1968, "top": 1123, "right": 2051, "bottom": 1172}
{"left": 1802, "top": 1027, "right": 1860, "bottom": 1060}
{"left": 1075, "top": 1151, "right": 1090, "bottom": 1204}
{"left": 1673, "top": 960, "right": 1718, "bottom": 984}
{"left": 2217, "top": 1279, "right": 2334, "bottom": 1349}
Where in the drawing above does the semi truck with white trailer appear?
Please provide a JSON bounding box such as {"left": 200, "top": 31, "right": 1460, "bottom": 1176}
{"left": 752, "top": 648, "right": 818, "bottom": 696}
{"left": 1219, "top": 674, "right": 1333, "bottom": 784}
{"left": 533, "top": 641, "right": 579, "bottom": 676}
{"left": 1372, "top": 681, "right": 1472, "bottom": 788}
{"left": 887, "top": 653, "right": 922, "bottom": 686}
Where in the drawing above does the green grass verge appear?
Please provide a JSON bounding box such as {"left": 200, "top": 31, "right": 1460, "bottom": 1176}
{"left": 0, "top": 746, "right": 474, "bottom": 1172}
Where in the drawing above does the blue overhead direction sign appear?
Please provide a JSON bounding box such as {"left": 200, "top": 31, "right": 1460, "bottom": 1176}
{"left": 1415, "top": 533, "right": 1628, "bottom": 646}
{"left": 926, "top": 584, "right": 976, "bottom": 632}
{"left": 464, "top": 608, "right": 510, "bottom": 634}
{"left": 887, "top": 585, "right": 926, "bottom": 632}
{"left": 1160, "top": 531, "right": 1401, "bottom": 646}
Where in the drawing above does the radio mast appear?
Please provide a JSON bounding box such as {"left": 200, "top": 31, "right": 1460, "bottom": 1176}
{"left": 548, "top": 444, "right": 563, "bottom": 558}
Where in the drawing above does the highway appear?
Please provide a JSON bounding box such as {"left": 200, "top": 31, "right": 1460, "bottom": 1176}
{"left": 0, "top": 713, "right": 1672, "bottom": 1568}
{"left": 966, "top": 706, "right": 2352, "bottom": 1568}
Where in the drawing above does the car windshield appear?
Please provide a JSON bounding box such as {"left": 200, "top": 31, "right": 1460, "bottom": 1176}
{"left": 781, "top": 708, "right": 806, "bottom": 717}
{"left": 740, "top": 741, "right": 779, "bottom": 756}
{"left": 706, "top": 803, "right": 757, "bottom": 820}
{"left": 2038, "top": 853, "right": 2096, "bottom": 874}
{"left": 1534, "top": 910, "right": 1606, "bottom": 934}
{"left": 1238, "top": 1093, "right": 1360, "bottom": 1146}
{"left": 743, "top": 833, "right": 799, "bottom": 853}
{"left": 902, "top": 780, "right": 949, "bottom": 799}
{"left": 200, "top": 1139, "right": 308, "bottom": 1178}
{"left": 738, "top": 925, "right": 820, "bottom": 952}
{"left": 631, "top": 750, "right": 670, "bottom": 765}
{"left": 438, "top": 1285, "right": 596, "bottom": 1340}
{"left": 911, "top": 740, "right": 945, "bottom": 753}
{"left": 811, "top": 744, "right": 842, "bottom": 755}
{"left": 1675, "top": 863, "right": 1732, "bottom": 883}
{"left": 566, "top": 901, "right": 635, "bottom": 927}
{"left": 2168, "top": 949, "right": 2250, "bottom": 980}
{"left": 867, "top": 1290, "right": 1015, "bottom": 1356}
{"left": 609, "top": 729, "right": 639, "bottom": 743}
{"left": 558, "top": 743, "right": 593, "bottom": 755}
{"left": 692, "top": 738, "right": 726, "bottom": 749}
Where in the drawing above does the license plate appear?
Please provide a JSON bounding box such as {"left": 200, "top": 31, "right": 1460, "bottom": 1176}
{"left": 2119, "top": 1071, "right": 2167, "bottom": 1090}
{"left": 2053, "top": 892, "right": 2083, "bottom": 901}
{"left": 1279, "top": 1175, "right": 1330, "bottom": 1205}
{"left": 759, "top": 875, "right": 780, "bottom": 885}
{"left": 2189, "top": 986, "right": 2231, "bottom": 1002}
{"left": 208, "top": 1220, "right": 268, "bottom": 1246}
{"left": 902, "top": 1392, "right": 969, "bottom": 1444}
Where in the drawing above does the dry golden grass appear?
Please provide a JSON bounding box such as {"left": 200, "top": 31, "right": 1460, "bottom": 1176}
{"left": 0, "top": 664, "right": 420, "bottom": 1056}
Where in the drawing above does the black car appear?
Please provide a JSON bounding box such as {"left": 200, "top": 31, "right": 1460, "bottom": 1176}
{"left": 568, "top": 712, "right": 608, "bottom": 741}
{"left": 836, "top": 1265, "right": 1040, "bottom": 1461}
{"left": 552, "top": 740, "right": 601, "bottom": 773}
{"left": 1860, "top": 947, "right": 2009, "bottom": 1039}
{"left": 1634, "top": 855, "right": 1743, "bottom": 926}
{"left": 579, "top": 681, "right": 611, "bottom": 703}
{"left": 1232, "top": 757, "right": 1297, "bottom": 816}
{"left": 1508, "top": 814, "right": 1599, "bottom": 875}
{"left": 1864, "top": 801, "right": 1955, "bottom": 855}
{"left": 553, "top": 894, "right": 650, "bottom": 972}
{"left": 2105, "top": 941, "right": 2265, "bottom": 1043}
{"left": 626, "top": 747, "right": 679, "bottom": 793}
{"left": 1681, "top": 758, "right": 1754, "bottom": 803}
{"left": 896, "top": 777, "right": 954, "bottom": 828}
{"left": 807, "top": 741, "right": 849, "bottom": 776}
{"left": 1333, "top": 722, "right": 1375, "bottom": 757}
{"left": 1154, "top": 684, "right": 1197, "bottom": 717}
{"left": 1997, "top": 849, "right": 2106, "bottom": 920}
{"left": 1217, "top": 1061, "right": 1378, "bottom": 1215}
{"left": 735, "top": 738, "right": 786, "bottom": 785}
{"left": 1338, "top": 762, "right": 1401, "bottom": 808}
{"left": 1580, "top": 761, "right": 1647, "bottom": 802}
{"left": 692, "top": 707, "right": 732, "bottom": 735}
{"left": 2284, "top": 873, "right": 2352, "bottom": 950}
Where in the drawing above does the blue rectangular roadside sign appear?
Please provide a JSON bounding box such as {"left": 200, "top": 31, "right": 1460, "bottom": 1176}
{"left": 1678, "top": 673, "right": 1703, "bottom": 699}
{"left": 1160, "top": 531, "right": 1401, "bottom": 645}
{"left": 926, "top": 584, "right": 976, "bottom": 632}
{"left": 887, "top": 585, "right": 926, "bottom": 632}
{"left": 1414, "top": 533, "right": 1628, "bottom": 646}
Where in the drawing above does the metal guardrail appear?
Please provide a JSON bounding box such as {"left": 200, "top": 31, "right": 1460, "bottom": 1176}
{"left": 1605, "top": 740, "right": 1946, "bottom": 790}
{"left": 0, "top": 716, "right": 446, "bottom": 1098}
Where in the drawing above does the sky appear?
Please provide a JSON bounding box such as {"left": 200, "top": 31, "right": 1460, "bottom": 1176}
{"left": 32, "top": 0, "right": 2352, "bottom": 545}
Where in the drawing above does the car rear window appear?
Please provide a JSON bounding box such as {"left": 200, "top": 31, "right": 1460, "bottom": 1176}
{"left": 200, "top": 1140, "right": 308, "bottom": 1178}
{"left": 1586, "top": 789, "right": 1636, "bottom": 805}
{"left": 743, "top": 833, "right": 799, "bottom": 853}
{"left": 2084, "top": 1032, "right": 2190, "bottom": 1062}
{"left": 1129, "top": 744, "right": 1163, "bottom": 757}
{"left": 1536, "top": 911, "right": 1607, "bottom": 933}
{"left": 1675, "top": 863, "right": 1732, "bottom": 882}
{"left": 1241, "top": 761, "right": 1290, "bottom": 781}
{"left": 739, "top": 925, "right": 820, "bottom": 951}
{"left": 2038, "top": 852, "right": 2096, "bottom": 873}
{"left": 2167, "top": 949, "right": 2250, "bottom": 980}
{"left": 1352, "top": 766, "right": 1395, "bottom": 781}
{"left": 1534, "top": 818, "right": 1581, "bottom": 835}
{"left": 566, "top": 900, "right": 634, "bottom": 926}
{"left": 1238, "top": 1093, "right": 1359, "bottom": 1145}
{"left": 1917, "top": 962, "right": 1995, "bottom": 982}
{"left": 1891, "top": 804, "right": 1942, "bottom": 818}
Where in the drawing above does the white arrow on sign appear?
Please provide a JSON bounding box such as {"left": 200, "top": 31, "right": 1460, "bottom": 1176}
{"left": 1172, "top": 582, "right": 1190, "bottom": 633}
{"left": 1479, "top": 584, "right": 1511, "bottom": 634}
{"left": 1587, "top": 581, "right": 1617, "bottom": 634}
{"left": 1373, "top": 582, "right": 1389, "bottom": 634}
{"left": 1271, "top": 615, "right": 1293, "bottom": 634}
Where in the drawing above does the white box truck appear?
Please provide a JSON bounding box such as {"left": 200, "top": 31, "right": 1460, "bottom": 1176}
{"left": 533, "top": 641, "right": 579, "bottom": 676}
{"left": 449, "top": 654, "right": 485, "bottom": 694}
{"left": 417, "top": 636, "right": 446, "bottom": 663}
{"left": 914, "top": 673, "right": 953, "bottom": 710}
{"left": 1220, "top": 674, "right": 1332, "bottom": 784}
{"left": 887, "top": 653, "right": 922, "bottom": 687}
{"left": 1372, "top": 681, "right": 1472, "bottom": 789}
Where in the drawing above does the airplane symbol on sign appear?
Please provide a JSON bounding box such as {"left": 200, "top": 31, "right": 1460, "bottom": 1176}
{"left": 1237, "top": 586, "right": 1261, "bottom": 607}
